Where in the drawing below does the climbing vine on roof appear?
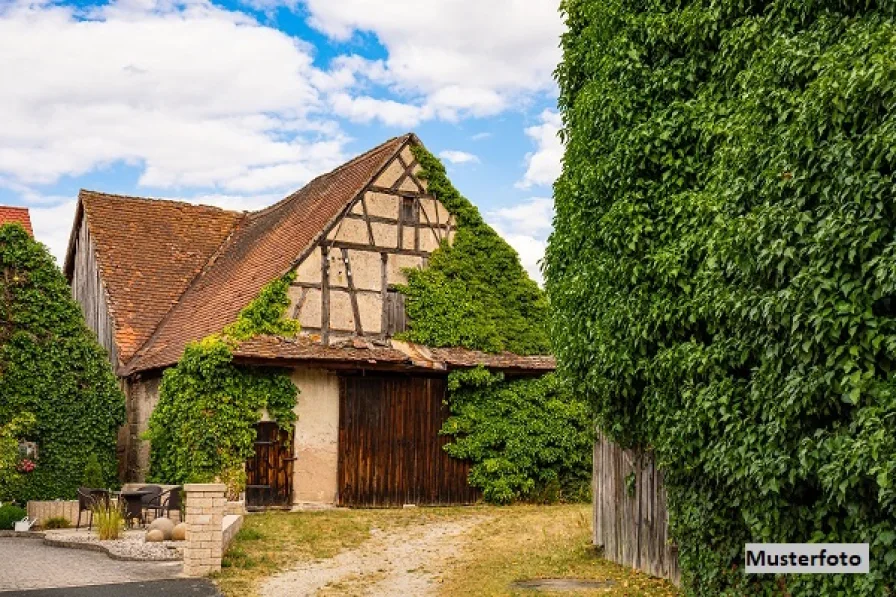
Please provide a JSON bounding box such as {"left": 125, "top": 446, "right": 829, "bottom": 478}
{"left": 397, "top": 148, "right": 591, "bottom": 503}
{"left": 397, "top": 145, "right": 550, "bottom": 356}
{"left": 0, "top": 223, "right": 125, "bottom": 502}
{"left": 146, "top": 271, "right": 300, "bottom": 497}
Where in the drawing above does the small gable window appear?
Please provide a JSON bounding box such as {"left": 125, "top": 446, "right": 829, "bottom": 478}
{"left": 402, "top": 198, "right": 418, "bottom": 224}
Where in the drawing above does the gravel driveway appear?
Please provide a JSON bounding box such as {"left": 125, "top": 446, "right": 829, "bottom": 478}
{"left": 260, "top": 517, "right": 486, "bottom": 597}
{"left": 0, "top": 537, "right": 217, "bottom": 595}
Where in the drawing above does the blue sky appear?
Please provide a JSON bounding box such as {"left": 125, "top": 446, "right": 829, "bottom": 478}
{"left": 0, "top": 0, "right": 563, "bottom": 282}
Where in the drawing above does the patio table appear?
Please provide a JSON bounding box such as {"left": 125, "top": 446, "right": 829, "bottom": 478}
{"left": 114, "top": 490, "right": 152, "bottom": 529}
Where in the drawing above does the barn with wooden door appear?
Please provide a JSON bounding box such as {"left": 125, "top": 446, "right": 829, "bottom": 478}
{"left": 63, "top": 133, "right": 555, "bottom": 509}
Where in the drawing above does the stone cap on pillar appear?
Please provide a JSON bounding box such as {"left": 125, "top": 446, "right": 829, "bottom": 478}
{"left": 183, "top": 483, "right": 227, "bottom": 493}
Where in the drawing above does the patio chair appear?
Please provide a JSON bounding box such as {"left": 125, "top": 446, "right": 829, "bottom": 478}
{"left": 144, "top": 486, "right": 182, "bottom": 522}
{"left": 137, "top": 485, "right": 163, "bottom": 524}
{"left": 75, "top": 487, "right": 110, "bottom": 530}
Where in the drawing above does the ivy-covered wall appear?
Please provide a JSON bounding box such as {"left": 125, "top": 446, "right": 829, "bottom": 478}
{"left": 548, "top": 1, "right": 896, "bottom": 594}
{"left": 0, "top": 224, "right": 125, "bottom": 501}
{"left": 398, "top": 145, "right": 551, "bottom": 356}
{"left": 146, "top": 273, "right": 300, "bottom": 493}
{"left": 400, "top": 147, "right": 592, "bottom": 503}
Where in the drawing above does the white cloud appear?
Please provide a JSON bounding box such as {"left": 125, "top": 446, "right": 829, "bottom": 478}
{"left": 0, "top": 0, "right": 351, "bottom": 194}
{"left": 517, "top": 109, "right": 563, "bottom": 189}
{"left": 301, "top": 0, "right": 563, "bottom": 124}
{"left": 439, "top": 150, "right": 479, "bottom": 165}
{"left": 470, "top": 132, "right": 492, "bottom": 141}
{"left": 30, "top": 199, "right": 78, "bottom": 265}
{"left": 487, "top": 197, "right": 554, "bottom": 284}
{"left": 329, "top": 93, "right": 428, "bottom": 128}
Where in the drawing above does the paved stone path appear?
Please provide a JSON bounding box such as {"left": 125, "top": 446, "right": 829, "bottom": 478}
{"left": 0, "top": 537, "right": 218, "bottom": 595}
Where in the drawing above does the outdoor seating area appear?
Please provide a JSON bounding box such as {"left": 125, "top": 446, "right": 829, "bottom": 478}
{"left": 76, "top": 485, "right": 183, "bottom": 530}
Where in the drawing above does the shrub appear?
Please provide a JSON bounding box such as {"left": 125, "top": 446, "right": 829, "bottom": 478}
{"left": 0, "top": 224, "right": 125, "bottom": 501}
{"left": 0, "top": 504, "right": 26, "bottom": 530}
{"left": 441, "top": 368, "right": 593, "bottom": 504}
{"left": 92, "top": 501, "right": 123, "bottom": 540}
{"left": 43, "top": 516, "right": 71, "bottom": 530}
{"left": 548, "top": 1, "right": 896, "bottom": 594}
{"left": 81, "top": 454, "right": 105, "bottom": 489}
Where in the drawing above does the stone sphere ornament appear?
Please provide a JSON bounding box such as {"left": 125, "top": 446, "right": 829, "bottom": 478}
{"left": 148, "top": 517, "right": 175, "bottom": 540}
{"left": 145, "top": 529, "right": 164, "bottom": 543}
{"left": 171, "top": 522, "right": 187, "bottom": 541}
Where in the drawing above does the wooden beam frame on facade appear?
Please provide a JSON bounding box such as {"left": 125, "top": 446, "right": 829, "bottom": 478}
{"left": 321, "top": 245, "right": 330, "bottom": 344}
{"left": 341, "top": 248, "right": 365, "bottom": 336}
{"left": 342, "top": 212, "right": 448, "bottom": 230}
{"left": 359, "top": 196, "right": 376, "bottom": 246}
{"left": 291, "top": 287, "right": 308, "bottom": 319}
{"left": 328, "top": 241, "right": 430, "bottom": 258}
{"left": 368, "top": 186, "right": 431, "bottom": 198}
{"left": 380, "top": 253, "right": 388, "bottom": 340}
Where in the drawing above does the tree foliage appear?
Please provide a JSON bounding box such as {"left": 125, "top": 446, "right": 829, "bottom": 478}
{"left": 547, "top": 2, "right": 896, "bottom": 594}
{"left": 0, "top": 224, "right": 125, "bottom": 501}
{"left": 398, "top": 146, "right": 551, "bottom": 356}
{"left": 146, "top": 273, "right": 299, "bottom": 491}
{"left": 442, "top": 367, "right": 592, "bottom": 504}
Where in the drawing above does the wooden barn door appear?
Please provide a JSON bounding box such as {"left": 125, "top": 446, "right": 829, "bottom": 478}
{"left": 246, "top": 422, "right": 294, "bottom": 510}
{"left": 338, "top": 374, "right": 479, "bottom": 507}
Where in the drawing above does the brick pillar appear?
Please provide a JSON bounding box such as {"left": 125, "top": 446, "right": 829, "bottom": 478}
{"left": 183, "top": 483, "right": 226, "bottom": 576}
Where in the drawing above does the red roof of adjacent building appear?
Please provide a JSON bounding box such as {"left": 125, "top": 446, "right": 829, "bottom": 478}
{"left": 0, "top": 206, "right": 33, "bottom": 236}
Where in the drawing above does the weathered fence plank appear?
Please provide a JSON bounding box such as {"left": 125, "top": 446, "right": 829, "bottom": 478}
{"left": 593, "top": 432, "right": 680, "bottom": 584}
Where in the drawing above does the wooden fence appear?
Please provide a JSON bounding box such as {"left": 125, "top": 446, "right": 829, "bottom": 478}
{"left": 593, "top": 432, "right": 681, "bottom": 584}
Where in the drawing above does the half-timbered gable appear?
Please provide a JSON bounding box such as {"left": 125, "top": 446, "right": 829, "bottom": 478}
{"left": 288, "top": 139, "right": 456, "bottom": 341}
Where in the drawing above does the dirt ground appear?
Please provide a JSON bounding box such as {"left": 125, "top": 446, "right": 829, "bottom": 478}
{"left": 260, "top": 517, "right": 485, "bottom": 597}
{"left": 214, "top": 505, "right": 678, "bottom": 597}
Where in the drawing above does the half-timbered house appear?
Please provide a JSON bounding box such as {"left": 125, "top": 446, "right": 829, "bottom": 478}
{"left": 64, "top": 134, "right": 554, "bottom": 509}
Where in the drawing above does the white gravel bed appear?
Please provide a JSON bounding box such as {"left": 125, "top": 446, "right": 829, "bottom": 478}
{"left": 43, "top": 530, "right": 184, "bottom": 561}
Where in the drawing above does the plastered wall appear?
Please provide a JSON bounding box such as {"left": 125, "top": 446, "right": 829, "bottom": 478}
{"left": 290, "top": 368, "right": 340, "bottom": 505}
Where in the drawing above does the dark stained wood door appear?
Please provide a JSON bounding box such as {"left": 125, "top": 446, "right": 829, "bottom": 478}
{"left": 246, "top": 422, "right": 294, "bottom": 509}
{"left": 338, "top": 374, "right": 480, "bottom": 507}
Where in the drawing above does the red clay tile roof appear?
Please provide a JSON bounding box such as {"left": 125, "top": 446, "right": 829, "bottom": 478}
{"left": 429, "top": 348, "right": 556, "bottom": 372}
{"left": 123, "top": 134, "right": 410, "bottom": 374}
{"left": 233, "top": 335, "right": 411, "bottom": 366}
{"left": 65, "top": 192, "right": 244, "bottom": 364}
{"left": 0, "top": 206, "right": 33, "bottom": 236}
{"left": 230, "top": 335, "right": 555, "bottom": 373}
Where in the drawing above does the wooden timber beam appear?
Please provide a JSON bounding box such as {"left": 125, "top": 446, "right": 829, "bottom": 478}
{"left": 368, "top": 185, "right": 432, "bottom": 198}
{"left": 328, "top": 241, "right": 430, "bottom": 258}
{"left": 343, "top": 212, "right": 448, "bottom": 229}
{"left": 321, "top": 245, "right": 330, "bottom": 344}
{"left": 341, "top": 248, "right": 365, "bottom": 336}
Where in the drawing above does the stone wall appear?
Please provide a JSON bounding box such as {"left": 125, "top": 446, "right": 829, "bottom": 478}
{"left": 26, "top": 501, "right": 79, "bottom": 527}
{"left": 120, "top": 374, "right": 163, "bottom": 483}
{"left": 290, "top": 368, "right": 340, "bottom": 507}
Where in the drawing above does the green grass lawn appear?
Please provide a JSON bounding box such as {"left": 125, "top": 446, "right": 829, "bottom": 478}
{"left": 213, "top": 504, "right": 679, "bottom": 597}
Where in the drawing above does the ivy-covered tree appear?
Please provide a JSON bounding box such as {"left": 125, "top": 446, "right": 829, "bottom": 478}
{"left": 0, "top": 224, "right": 125, "bottom": 501}
{"left": 547, "top": 1, "right": 896, "bottom": 594}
